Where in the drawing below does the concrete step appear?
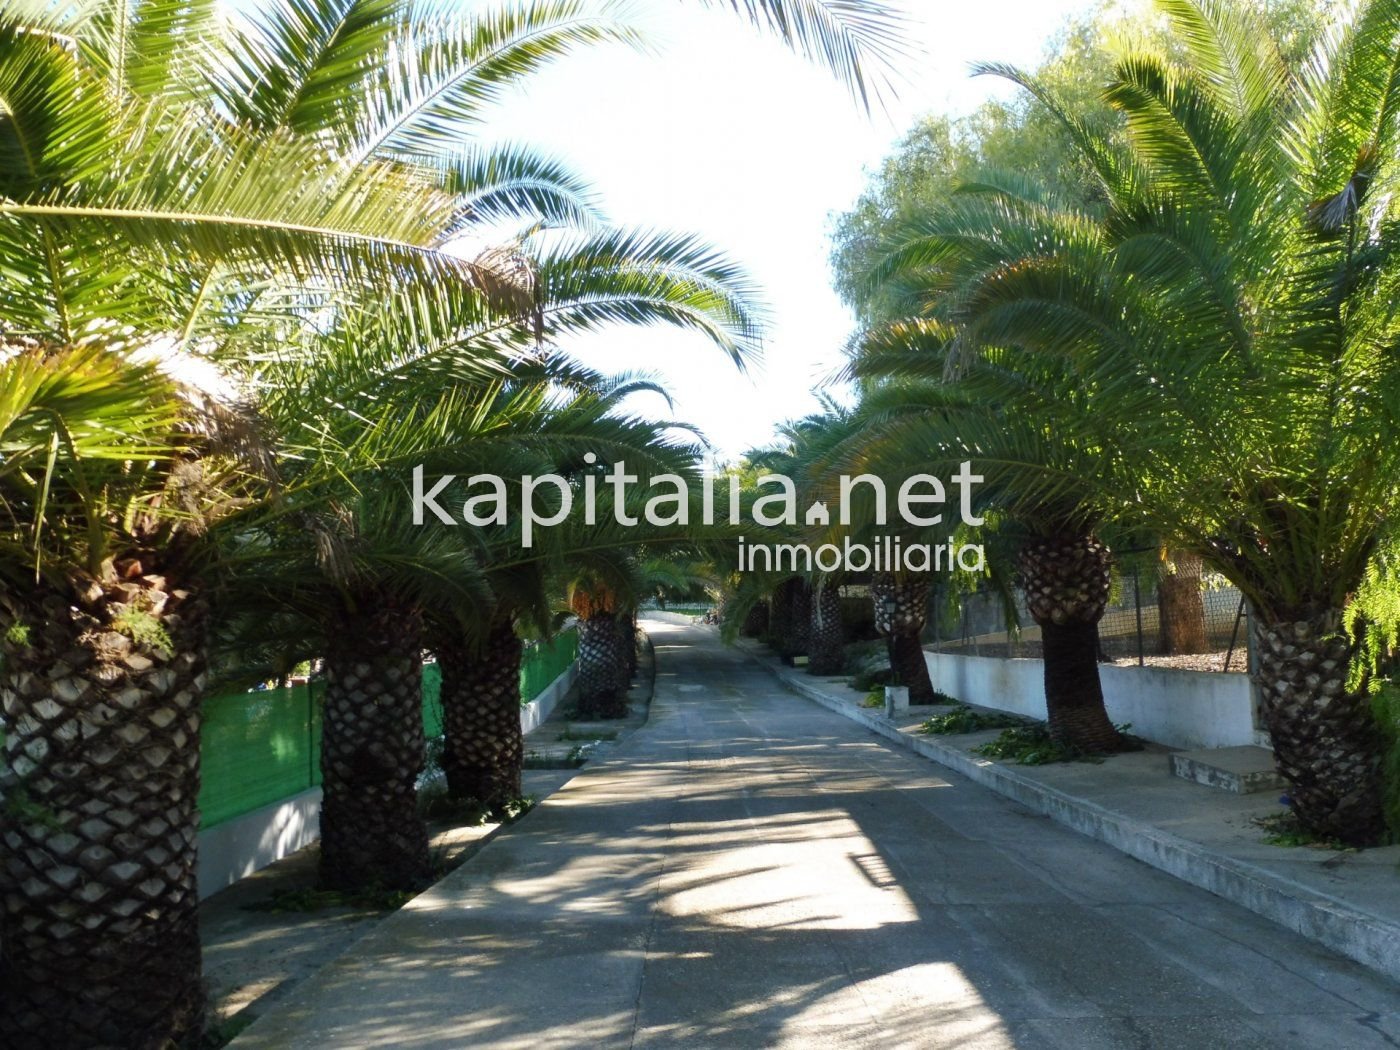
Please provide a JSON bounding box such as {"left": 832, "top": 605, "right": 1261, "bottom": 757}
{"left": 1170, "top": 745, "right": 1284, "bottom": 795}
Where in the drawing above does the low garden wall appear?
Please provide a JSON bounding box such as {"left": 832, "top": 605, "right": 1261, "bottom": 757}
{"left": 196, "top": 630, "right": 579, "bottom": 898}
{"left": 924, "top": 651, "right": 1258, "bottom": 751}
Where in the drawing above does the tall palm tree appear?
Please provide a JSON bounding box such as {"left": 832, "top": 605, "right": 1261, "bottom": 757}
{"left": 870, "top": 570, "right": 938, "bottom": 703}
{"left": 434, "top": 609, "right": 529, "bottom": 807}
{"left": 862, "top": 0, "right": 1400, "bottom": 842}
{"left": 807, "top": 574, "right": 845, "bottom": 674}
{"left": 0, "top": 342, "right": 255, "bottom": 1048}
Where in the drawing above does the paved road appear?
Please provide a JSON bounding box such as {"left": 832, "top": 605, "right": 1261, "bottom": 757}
{"left": 236, "top": 622, "right": 1400, "bottom": 1049}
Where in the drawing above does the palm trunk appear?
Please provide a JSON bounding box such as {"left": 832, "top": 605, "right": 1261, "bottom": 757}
{"left": 319, "top": 597, "right": 431, "bottom": 892}
{"left": 740, "top": 600, "right": 769, "bottom": 638}
{"left": 808, "top": 579, "right": 845, "bottom": 675}
{"left": 1018, "top": 534, "right": 1125, "bottom": 753}
{"left": 872, "top": 572, "right": 935, "bottom": 703}
{"left": 1256, "top": 610, "right": 1385, "bottom": 846}
{"left": 789, "top": 581, "right": 811, "bottom": 658}
{"left": 768, "top": 580, "right": 795, "bottom": 652}
{"left": 0, "top": 568, "right": 206, "bottom": 1049}
{"left": 1158, "top": 549, "right": 1208, "bottom": 655}
{"left": 772, "top": 578, "right": 810, "bottom": 659}
{"left": 618, "top": 612, "right": 638, "bottom": 688}
{"left": 577, "top": 612, "right": 627, "bottom": 719}
{"left": 437, "top": 616, "right": 523, "bottom": 811}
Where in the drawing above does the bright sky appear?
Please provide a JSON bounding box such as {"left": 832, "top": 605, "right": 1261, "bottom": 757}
{"left": 486, "top": 0, "right": 1098, "bottom": 462}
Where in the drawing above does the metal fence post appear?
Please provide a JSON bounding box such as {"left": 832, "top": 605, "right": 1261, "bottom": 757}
{"left": 1133, "top": 565, "right": 1145, "bottom": 666}
{"left": 1223, "top": 595, "right": 1246, "bottom": 673}
{"left": 307, "top": 683, "right": 315, "bottom": 791}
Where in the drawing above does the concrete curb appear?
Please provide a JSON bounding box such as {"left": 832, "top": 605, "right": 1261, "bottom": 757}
{"left": 743, "top": 643, "right": 1400, "bottom": 986}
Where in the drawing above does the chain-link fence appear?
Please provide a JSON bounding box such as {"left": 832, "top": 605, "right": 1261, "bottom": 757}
{"left": 928, "top": 549, "right": 1251, "bottom": 673}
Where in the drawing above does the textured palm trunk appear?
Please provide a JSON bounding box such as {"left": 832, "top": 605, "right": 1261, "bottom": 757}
{"left": 618, "top": 611, "right": 638, "bottom": 688}
{"left": 1018, "top": 534, "right": 1124, "bottom": 753}
{"left": 319, "top": 598, "right": 431, "bottom": 892}
{"left": 808, "top": 579, "right": 845, "bottom": 675}
{"left": 437, "top": 616, "right": 523, "bottom": 810}
{"left": 740, "top": 600, "right": 769, "bottom": 638}
{"left": 768, "top": 580, "right": 794, "bottom": 651}
{"left": 577, "top": 612, "right": 627, "bottom": 719}
{"left": 772, "top": 578, "right": 810, "bottom": 659}
{"left": 789, "top": 581, "right": 811, "bottom": 658}
{"left": 0, "top": 567, "right": 206, "bottom": 1049}
{"left": 872, "top": 573, "right": 935, "bottom": 703}
{"left": 1255, "top": 611, "right": 1385, "bottom": 846}
{"left": 1158, "top": 550, "right": 1208, "bottom": 655}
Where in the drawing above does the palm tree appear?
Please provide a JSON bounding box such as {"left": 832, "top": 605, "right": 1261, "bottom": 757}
{"left": 807, "top": 574, "right": 845, "bottom": 674}
{"left": 870, "top": 571, "right": 938, "bottom": 703}
{"left": 435, "top": 610, "right": 529, "bottom": 808}
{"left": 570, "top": 575, "right": 633, "bottom": 717}
{"left": 862, "top": 0, "right": 1400, "bottom": 842}
{"left": 0, "top": 343, "right": 253, "bottom": 1048}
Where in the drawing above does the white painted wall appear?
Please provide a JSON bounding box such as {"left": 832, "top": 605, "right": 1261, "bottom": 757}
{"left": 198, "top": 787, "right": 321, "bottom": 899}
{"left": 520, "top": 662, "right": 577, "bottom": 734}
{"left": 925, "top": 651, "right": 1258, "bottom": 751}
{"left": 197, "top": 660, "right": 579, "bottom": 899}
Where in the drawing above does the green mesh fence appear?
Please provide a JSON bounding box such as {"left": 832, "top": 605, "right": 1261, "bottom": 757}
{"left": 196, "top": 629, "right": 577, "bottom": 829}
{"left": 422, "top": 662, "right": 444, "bottom": 738}
{"left": 521, "top": 629, "right": 578, "bottom": 702}
{"left": 199, "top": 681, "right": 324, "bottom": 829}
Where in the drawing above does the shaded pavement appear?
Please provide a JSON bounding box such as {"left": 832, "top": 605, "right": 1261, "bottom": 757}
{"left": 233, "top": 621, "right": 1400, "bottom": 1049}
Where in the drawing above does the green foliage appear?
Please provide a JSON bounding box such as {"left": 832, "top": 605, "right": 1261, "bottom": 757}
{"left": 1371, "top": 683, "right": 1400, "bottom": 843}
{"left": 971, "top": 725, "right": 1102, "bottom": 766}
{"left": 3, "top": 620, "right": 30, "bottom": 647}
{"left": 1252, "top": 811, "right": 1355, "bottom": 851}
{"left": 1345, "top": 537, "right": 1400, "bottom": 690}
{"left": 1340, "top": 548, "right": 1400, "bottom": 841}
{"left": 919, "top": 704, "right": 1023, "bottom": 735}
{"left": 2, "top": 788, "right": 64, "bottom": 832}
{"left": 851, "top": 664, "right": 893, "bottom": 692}
{"left": 110, "top": 607, "right": 173, "bottom": 657}
{"left": 859, "top": 690, "right": 884, "bottom": 708}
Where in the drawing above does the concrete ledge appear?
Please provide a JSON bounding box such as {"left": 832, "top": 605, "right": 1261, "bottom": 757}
{"left": 198, "top": 787, "right": 322, "bottom": 900}
{"left": 745, "top": 645, "right": 1400, "bottom": 986}
{"left": 521, "top": 663, "right": 577, "bottom": 735}
{"left": 1171, "top": 746, "right": 1285, "bottom": 795}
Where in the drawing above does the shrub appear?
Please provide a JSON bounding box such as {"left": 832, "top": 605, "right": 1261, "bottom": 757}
{"left": 972, "top": 725, "right": 1099, "bottom": 765}
{"left": 919, "top": 704, "right": 1023, "bottom": 735}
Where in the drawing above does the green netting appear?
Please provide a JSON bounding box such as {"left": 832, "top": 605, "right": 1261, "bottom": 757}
{"left": 158, "top": 632, "right": 577, "bottom": 830}
{"left": 521, "top": 629, "right": 577, "bottom": 702}
{"left": 199, "top": 681, "right": 323, "bottom": 829}
{"left": 422, "top": 662, "right": 443, "bottom": 737}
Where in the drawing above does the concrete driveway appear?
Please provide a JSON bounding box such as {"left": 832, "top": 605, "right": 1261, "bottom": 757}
{"left": 233, "top": 621, "right": 1400, "bottom": 1049}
